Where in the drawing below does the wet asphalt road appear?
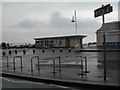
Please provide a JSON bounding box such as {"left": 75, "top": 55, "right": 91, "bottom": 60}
{"left": 1, "top": 77, "right": 103, "bottom": 90}
{"left": 1, "top": 77, "right": 73, "bottom": 90}
{"left": 1, "top": 46, "right": 120, "bottom": 89}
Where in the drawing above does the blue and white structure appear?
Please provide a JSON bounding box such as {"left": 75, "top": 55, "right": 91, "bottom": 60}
{"left": 96, "top": 21, "right": 120, "bottom": 46}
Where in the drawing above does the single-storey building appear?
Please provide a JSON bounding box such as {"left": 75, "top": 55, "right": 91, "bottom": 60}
{"left": 96, "top": 21, "right": 120, "bottom": 47}
{"left": 34, "top": 35, "right": 86, "bottom": 49}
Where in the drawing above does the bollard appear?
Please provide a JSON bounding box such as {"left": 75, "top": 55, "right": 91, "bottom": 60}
{"left": 8, "top": 50, "right": 12, "bottom": 55}
{"left": 52, "top": 48, "right": 55, "bottom": 52}
{"left": 42, "top": 49, "right": 45, "bottom": 53}
{"left": 15, "top": 50, "right": 17, "bottom": 55}
{"left": 60, "top": 48, "right": 62, "bottom": 52}
{"left": 68, "top": 48, "right": 71, "bottom": 52}
{"left": 23, "top": 50, "right": 26, "bottom": 55}
{"left": 33, "top": 49, "right": 35, "bottom": 54}
{"left": 2, "top": 52, "right": 6, "bottom": 56}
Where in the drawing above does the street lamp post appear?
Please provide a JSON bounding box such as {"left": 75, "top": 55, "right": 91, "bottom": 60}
{"left": 71, "top": 10, "right": 77, "bottom": 35}
{"left": 71, "top": 10, "right": 80, "bottom": 52}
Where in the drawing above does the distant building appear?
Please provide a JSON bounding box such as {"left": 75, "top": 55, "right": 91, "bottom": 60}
{"left": 34, "top": 35, "right": 86, "bottom": 49}
{"left": 96, "top": 21, "right": 120, "bottom": 46}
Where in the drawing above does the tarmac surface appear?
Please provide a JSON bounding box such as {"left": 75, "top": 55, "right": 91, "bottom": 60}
{"left": 1, "top": 76, "right": 74, "bottom": 89}
{"left": 0, "top": 46, "right": 120, "bottom": 89}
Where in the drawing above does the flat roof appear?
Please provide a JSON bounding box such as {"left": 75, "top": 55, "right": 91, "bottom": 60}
{"left": 34, "top": 34, "right": 86, "bottom": 40}
{"left": 96, "top": 21, "right": 120, "bottom": 32}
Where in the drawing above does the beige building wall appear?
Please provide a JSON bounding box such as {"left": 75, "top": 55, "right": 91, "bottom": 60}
{"left": 34, "top": 35, "right": 86, "bottom": 48}
{"left": 69, "top": 38, "right": 81, "bottom": 47}
{"left": 54, "top": 39, "right": 66, "bottom": 47}
{"left": 96, "top": 32, "right": 103, "bottom": 46}
{"left": 96, "top": 21, "right": 120, "bottom": 46}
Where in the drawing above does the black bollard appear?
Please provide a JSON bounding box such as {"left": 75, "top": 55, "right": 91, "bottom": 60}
{"left": 23, "top": 50, "right": 26, "bottom": 55}
{"left": 68, "top": 48, "right": 71, "bottom": 52}
{"left": 15, "top": 50, "right": 17, "bottom": 55}
{"left": 60, "top": 48, "right": 62, "bottom": 52}
{"left": 2, "top": 52, "right": 6, "bottom": 56}
{"left": 8, "top": 50, "right": 12, "bottom": 55}
{"left": 52, "top": 48, "right": 55, "bottom": 52}
{"left": 42, "top": 49, "right": 45, "bottom": 53}
{"left": 33, "top": 49, "right": 35, "bottom": 54}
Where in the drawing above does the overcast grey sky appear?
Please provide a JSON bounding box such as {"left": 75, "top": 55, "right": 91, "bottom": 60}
{"left": 1, "top": 1, "right": 119, "bottom": 44}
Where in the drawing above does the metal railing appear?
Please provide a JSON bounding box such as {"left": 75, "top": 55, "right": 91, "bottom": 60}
{"left": 13, "top": 56, "right": 23, "bottom": 71}
{"left": 52, "top": 57, "right": 61, "bottom": 76}
{"left": 2, "top": 55, "right": 9, "bottom": 68}
{"left": 77, "top": 56, "right": 89, "bottom": 78}
{"left": 3, "top": 54, "right": 89, "bottom": 79}
{"left": 82, "top": 56, "right": 89, "bottom": 74}
{"left": 30, "top": 56, "right": 40, "bottom": 73}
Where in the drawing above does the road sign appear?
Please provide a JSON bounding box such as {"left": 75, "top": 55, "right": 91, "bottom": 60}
{"left": 94, "top": 4, "right": 113, "bottom": 81}
{"left": 94, "top": 4, "right": 113, "bottom": 18}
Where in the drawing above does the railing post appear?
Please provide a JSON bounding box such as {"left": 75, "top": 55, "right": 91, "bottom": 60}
{"left": 23, "top": 50, "right": 26, "bottom": 55}
{"left": 20, "top": 57, "right": 23, "bottom": 71}
{"left": 30, "top": 56, "right": 40, "bottom": 74}
{"left": 6, "top": 56, "right": 9, "bottom": 68}
{"left": 84, "top": 57, "right": 87, "bottom": 73}
{"left": 33, "top": 50, "right": 35, "bottom": 54}
{"left": 37, "top": 56, "right": 40, "bottom": 73}
{"left": 13, "top": 56, "right": 23, "bottom": 71}
{"left": 81, "top": 59, "right": 84, "bottom": 78}
{"left": 58, "top": 57, "right": 61, "bottom": 74}
{"left": 53, "top": 58, "right": 56, "bottom": 76}
{"left": 52, "top": 48, "right": 55, "bottom": 52}
{"left": 2, "top": 56, "right": 9, "bottom": 68}
{"left": 15, "top": 50, "right": 17, "bottom": 55}
{"left": 31, "top": 58, "right": 33, "bottom": 73}
{"left": 13, "top": 58, "right": 16, "bottom": 71}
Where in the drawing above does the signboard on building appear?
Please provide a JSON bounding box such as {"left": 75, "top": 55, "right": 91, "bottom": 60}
{"left": 102, "top": 42, "right": 120, "bottom": 45}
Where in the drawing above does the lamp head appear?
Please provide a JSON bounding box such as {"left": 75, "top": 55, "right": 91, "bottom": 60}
{"left": 71, "top": 16, "right": 75, "bottom": 22}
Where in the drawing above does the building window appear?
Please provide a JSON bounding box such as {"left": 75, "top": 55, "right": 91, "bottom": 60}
{"left": 40, "top": 41, "right": 43, "bottom": 44}
{"left": 55, "top": 41, "right": 58, "bottom": 43}
{"left": 36, "top": 41, "right": 39, "bottom": 43}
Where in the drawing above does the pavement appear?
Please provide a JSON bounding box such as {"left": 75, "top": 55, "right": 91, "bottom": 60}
{"left": 1, "top": 76, "right": 74, "bottom": 90}
{"left": 0, "top": 47, "right": 120, "bottom": 89}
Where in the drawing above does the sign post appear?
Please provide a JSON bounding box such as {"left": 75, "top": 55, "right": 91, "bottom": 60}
{"left": 94, "top": 4, "right": 113, "bottom": 81}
